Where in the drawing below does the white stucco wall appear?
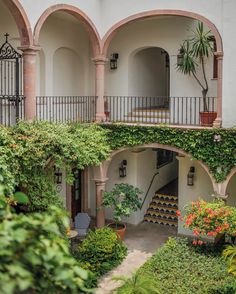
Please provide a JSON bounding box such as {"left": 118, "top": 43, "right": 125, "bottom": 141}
{"left": 105, "top": 17, "right": 216, "bottom": 98}
{"left": 226, "top": 174, "right": 236, "bottom": 207}
{"left": 177, "top": 156, "right": 214, "bottom": 236}
{"left": 89, "top": 148, "right": 178, "bottom": 225}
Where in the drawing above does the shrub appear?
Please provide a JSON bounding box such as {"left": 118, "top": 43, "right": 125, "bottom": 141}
{"left": 179, "top": 199, "right": 236, "bottom": 238}
{"left": 0, "top": 189, "right": 93, "bottom": 294}
{"left": 223, "top": 245, "right": 236, "bottom": 276}
{"left": 117, "top": 238, "right": 235, "bottom": 294}
{"left": 74, "top": 228, "right": 127, "bottom": 277}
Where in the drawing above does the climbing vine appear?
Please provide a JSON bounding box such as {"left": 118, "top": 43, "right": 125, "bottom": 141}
{"left": 102, "top": 124, "right": 236, "bottom": 183}
{"left": 0, "top": 121, "right": 110, "bottom": 210}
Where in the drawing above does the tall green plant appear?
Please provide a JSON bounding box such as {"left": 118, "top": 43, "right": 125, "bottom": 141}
{"left": 103, "top": 183, "right": 142, "bottom": 227}
{"left": 223, "top": 245, "right": 236, "bottom": 276}
{"left": 177, "top": 22, "right": 214, "bottom": 111}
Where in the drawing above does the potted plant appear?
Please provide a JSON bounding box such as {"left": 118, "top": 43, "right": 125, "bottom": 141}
{"left": 177, "top": 22, "right": 217, "bottom": 126}
{"left": 103, "top": 183, "right": 142, "bottom": 240}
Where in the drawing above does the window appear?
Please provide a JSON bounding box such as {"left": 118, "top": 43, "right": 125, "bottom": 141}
{"left": 154, "top": 149, "right": 174, "bottom": 169}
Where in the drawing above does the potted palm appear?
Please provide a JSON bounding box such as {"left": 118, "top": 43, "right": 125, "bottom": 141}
{"left": 103, "top": 183, "right": 142, "bottom": 240}
{"left": 177, "top": 22, "right": 216, "bottom": 126}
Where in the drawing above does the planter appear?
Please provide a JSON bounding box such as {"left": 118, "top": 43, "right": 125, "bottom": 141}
{"left": 214, "top": 233, "right": 225, "bottom": 245}
{"left": 200, "top": 111, "right": 217, "bottom": 127}
{"left": 108, "top": 223, "right": 126, "bottom": 240}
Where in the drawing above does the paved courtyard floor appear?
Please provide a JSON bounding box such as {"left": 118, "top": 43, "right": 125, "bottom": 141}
{"left": 96, "top": 222, "right": 177, "bottom": 294}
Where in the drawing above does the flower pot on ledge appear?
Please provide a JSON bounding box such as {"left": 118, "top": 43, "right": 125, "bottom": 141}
{"left": 200, "top": 111, "right": 217, "bottom": 127}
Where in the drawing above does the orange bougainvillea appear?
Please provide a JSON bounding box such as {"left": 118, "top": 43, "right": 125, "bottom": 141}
{"left": 177, "top": 199, "right": 236, "bottom": 239}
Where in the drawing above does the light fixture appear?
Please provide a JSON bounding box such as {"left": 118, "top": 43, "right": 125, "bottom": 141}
{"left": 110, "top": 53, "right": 119, "bottom": 70}
{"left": 187, "top": 166, "right": 195, "bottom": 186}
{"left": 177, "top": 47, "right": 184, "bottom": 67}
{"left": 213, "top": 134, "right": 221, "bottom": 142}
{"left": 54, "top": 167, "right": 62, "bottom": 184}
{"left": 119, "top": 160, "right": 127, "bottom": 178}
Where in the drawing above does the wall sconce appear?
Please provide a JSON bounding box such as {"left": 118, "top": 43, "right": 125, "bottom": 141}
{"left": 110, "top": 53, "right": 119, "bottom": 70}
{"left": 177, "top": 47, "right": 184, "bottom": 66}
{"left": 119, "top": 160, "right": 127, "bottom": 178}
{"left": 54, "top": 167, "right": 62, "bottom": 184}
{"left": 187, "top": 166, "right": 195, "bottom": 186}
{"left": 213, "top": 134, "right": 221, "bottom": 142}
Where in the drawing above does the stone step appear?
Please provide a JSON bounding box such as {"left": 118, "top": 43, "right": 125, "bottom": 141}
{"left": 152, "top": 198, "right": 178, "bottom": 206}
{"left": 149, "top": 203, "right": 178, "bottom": 212}
{"left": 146, "top": 209, "right": 178, "bottom": 219}
{"left": 144, "top": 215, "right": 178, "bottom": 227}
{"left": 154, "top": 193, "right": 178, "bottom": 201}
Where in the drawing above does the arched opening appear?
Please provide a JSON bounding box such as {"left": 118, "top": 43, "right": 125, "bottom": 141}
{"left": 35, "top": 8, "right": 98, "bottom": 122}
{"left": 226, "top": 173, "right": 236, "bottom": 207}
{"left": 103, "top": 11, "right": 223, "bottom": 126}
{"left": 129, "top": 47, "right": 169, "bottom": 97}
{"left": 91, "top": 143, "right": 215, "bottom": 239}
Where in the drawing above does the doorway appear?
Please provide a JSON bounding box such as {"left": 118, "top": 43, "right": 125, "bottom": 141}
{"left": 71, "top": 169, "right": 82, "bottom": 220}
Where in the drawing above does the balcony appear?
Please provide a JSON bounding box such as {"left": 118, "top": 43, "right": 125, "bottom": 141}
{"left": 36, "top": 96, "right": 96, "bottom": 123}
{"left": 104, "top": 96, "right": 217, "bottom": 127}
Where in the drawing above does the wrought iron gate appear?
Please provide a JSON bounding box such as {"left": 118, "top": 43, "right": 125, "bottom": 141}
{"left": 0, "top": 33, "right": 24, "bottom": 126}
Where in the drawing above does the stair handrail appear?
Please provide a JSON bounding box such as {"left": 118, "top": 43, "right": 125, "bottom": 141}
{"left": 141, "top": 171, "right": 159, "bottom": 209}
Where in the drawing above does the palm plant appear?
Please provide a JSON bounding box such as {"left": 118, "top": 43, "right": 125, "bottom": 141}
{"left": 223, "top": 245, "right": 236, "bottom": 276}
{"left": 112, "top": 272, "right": 160, "bottom": 294}
{"left": 177, "top": 22, "right": 214, "bottom": 111}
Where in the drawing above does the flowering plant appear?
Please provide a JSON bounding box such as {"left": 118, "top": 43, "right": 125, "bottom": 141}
{"left": 177, "top": 199, "right": 236, "bottom": 238}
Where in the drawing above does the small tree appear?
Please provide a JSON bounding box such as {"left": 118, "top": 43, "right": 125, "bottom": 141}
{"left": 103, "top": 183, "right": 142, "bottom": 228}
{"left": 177, "top": 22, "right": 214, "bottom": 111}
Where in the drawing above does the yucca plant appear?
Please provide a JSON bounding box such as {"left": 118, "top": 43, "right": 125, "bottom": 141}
{"left": 177, "top": 22, "right": 214, "bottom": 111}
{"left": 112, "top": 272, "right": 160, "bottom": 294}
{"left": 223, "top": 245, "right": 236, "bottom": 276}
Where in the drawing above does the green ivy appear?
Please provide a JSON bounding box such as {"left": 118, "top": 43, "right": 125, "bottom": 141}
{"left": 102, "top": 124, "right": 236, "bottom": 182}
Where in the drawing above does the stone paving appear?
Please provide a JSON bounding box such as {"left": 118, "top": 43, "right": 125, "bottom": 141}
{"left": 96, "top": 222, "right": 177, "bottom": 294}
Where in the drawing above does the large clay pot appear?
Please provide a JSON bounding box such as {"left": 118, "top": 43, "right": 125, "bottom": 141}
{"left": 108, "top": 223, "right": 126, "bottom": 240}
{"left": 200, "top": 111, "right": 217, "bottom": 127}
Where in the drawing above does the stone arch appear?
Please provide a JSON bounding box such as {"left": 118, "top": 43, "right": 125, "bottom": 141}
{"left": 34, "top": 4, "right": 101, "bottom": 56}
{"left": 220, "top": 167, "right": 236, "bottom": 199}
{"left": 2, "top": 0, "right": 33, "bottom": 45}
{"left": 94, "top": 143, "right": 216, "bottom": 191}
{"left": 102, "top": 10, "right": 223, "bottom": 55}
{"left": 101, "top": 10, "right": 223, "bottom": 126}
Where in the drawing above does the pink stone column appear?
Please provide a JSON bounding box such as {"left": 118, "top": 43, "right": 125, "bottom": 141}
{"left": 95, "top": 180, "right": 107, "bottom": 228}
{"left": 92, "top": 56, "right": 108, "bottom": 122}
{"left": 213, "top": 52, "right": 224, "bottom": 128}
{"left": 19, "top": 46, "right": 40, "bottom": 121}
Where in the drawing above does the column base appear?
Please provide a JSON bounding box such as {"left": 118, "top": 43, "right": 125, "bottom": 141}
{"left": 95, "top": 112, "right": 106, "bottom": 123}
{"left": 213, "top": 117, "right": 222, "bottom": 128}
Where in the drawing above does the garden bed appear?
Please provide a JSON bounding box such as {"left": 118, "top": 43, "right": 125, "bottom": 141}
{"left": 116, "top": 238, "right": 236, "bottom": 294}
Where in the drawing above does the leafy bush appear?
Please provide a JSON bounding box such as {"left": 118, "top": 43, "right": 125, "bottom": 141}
{"left": 223, "top": 245, "right": 236, "bottom": 276}
{"left": 117, "top": 238, "right": 235, "bottom": 294}
{"left": 113, "top": 272, "right": 160, "bottom": 294}
{"left": 74, "top": 228, "right": 127, "bottom": 278}
{"left": 209, "top": 281, "right": 236, "bottom": 294}
{"left": 181, "top": 199, "right": 236, "bottom": 238}
{"left": 103, "top": 183, "right": 142, "bottom": 226}
{"left": 0, "top": 189, "right": 93, "bottom": 294}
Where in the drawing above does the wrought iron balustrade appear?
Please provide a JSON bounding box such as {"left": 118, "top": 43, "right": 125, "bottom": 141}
{"left": 0, "top": 95, "right": 24, "bottom": 126}
{"left": 104, "top": 96, "right": 217, "bottom": 126}
{"left": 36, "top": 96, "right": 97, "bottom": 123}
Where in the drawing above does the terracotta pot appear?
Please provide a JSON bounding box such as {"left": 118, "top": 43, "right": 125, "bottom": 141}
{"left": 200, "top": 111, "right": 217, "bottom": 127}
{"left": 108, "top": 223, "right": 126, "bottom": 240}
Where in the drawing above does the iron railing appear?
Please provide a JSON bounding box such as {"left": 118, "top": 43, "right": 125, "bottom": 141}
{"left": 104, "top": 96, "right": 217, "bottom": 126}
{"left": 0, "top": 95, "right": 24, "bottom": 126}
{"left": 36, "top": 96, "right": 97, "bottom": 123}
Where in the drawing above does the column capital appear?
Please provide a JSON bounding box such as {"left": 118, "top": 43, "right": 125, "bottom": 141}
{"left": 94, "top": 178, "right": 109, "bottom": 186}
{"left": 18, "top": 45, "right": 41, "bottom": 55}
{"left": 214, "top": 51, "right": 224, "bottom": 60}
{"left": 92, "top": 55, "right": 108, "bottom": 65}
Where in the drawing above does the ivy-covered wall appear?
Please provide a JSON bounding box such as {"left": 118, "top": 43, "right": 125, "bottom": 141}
{"left": 102, "top": 124, "right": 236, "bottom": 183}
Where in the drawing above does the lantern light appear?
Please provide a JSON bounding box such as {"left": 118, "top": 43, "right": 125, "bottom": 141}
{"left": 54, "top": 167, "right": 62, "bottom": 184}
{"left": 177, "top": 47, "right": 185, "bottom": 67}
{"left": 187, "top": 166, "right": 195, "bottom": 186}
{"left": 119, "top": 160, "right": 127, "bottom": 178}
{"left": 110, "top": 53, "right": 119, "bottom": 70}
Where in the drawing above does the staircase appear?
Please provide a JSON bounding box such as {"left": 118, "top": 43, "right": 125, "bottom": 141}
{"left": 124, "top": 107, "right": 170, "bottom": 124}
{"left": 144, "top": 180, "right": 178, "bottom": 227}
